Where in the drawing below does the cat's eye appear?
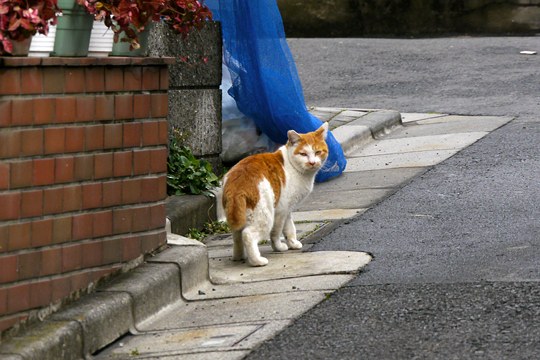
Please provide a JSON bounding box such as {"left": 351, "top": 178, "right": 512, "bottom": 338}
{"left": 299, "top": 152, "right": 308, "bottom": 157}
{"left": 315, "top": 151, "right": 322, "bottom": 155}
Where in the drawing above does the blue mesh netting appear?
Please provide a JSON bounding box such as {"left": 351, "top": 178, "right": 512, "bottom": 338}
{"left": 206, "top": 0, "right": 346, "bottom": 182}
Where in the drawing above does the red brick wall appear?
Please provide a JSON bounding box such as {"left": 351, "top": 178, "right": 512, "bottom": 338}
{"left": 0, "top": 57, "right": 173, "bottom": 334}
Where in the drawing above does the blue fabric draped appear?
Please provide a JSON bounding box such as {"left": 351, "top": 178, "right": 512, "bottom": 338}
{"left": 206, "top": 0, "right": 346, "bottom": 182}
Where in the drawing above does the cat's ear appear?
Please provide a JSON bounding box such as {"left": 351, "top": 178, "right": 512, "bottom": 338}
{"left": 287, "top": 130, "right": 301, "bottom": 145}
{"left": 316, "top": 122, "right": 329, "bottom": 140}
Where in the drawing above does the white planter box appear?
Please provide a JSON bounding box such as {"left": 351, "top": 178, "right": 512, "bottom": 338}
{"left": 88, "top": 21, "right": 114, "bottom": 57}
{"left": 29, "top": 25, "right": 56, "bottom": 57}
{"left": 28, "top": 21, "right": 114, "bottom": 57}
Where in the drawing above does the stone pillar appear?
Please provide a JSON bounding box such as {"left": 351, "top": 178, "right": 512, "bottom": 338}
{"left": 148, "top": 22, "right": 223, "bottom": 173}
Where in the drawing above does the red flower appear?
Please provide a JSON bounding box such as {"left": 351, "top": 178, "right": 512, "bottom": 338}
{"left": 78, "top": 0, "right": 212, "bottom": 51}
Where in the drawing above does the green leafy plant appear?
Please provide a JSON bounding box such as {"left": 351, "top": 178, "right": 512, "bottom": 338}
{"left": 186, "top": 227, "right": 205, "bottom": 241}
{"left": 167, "top": 131, "right": 219, "bottom": 197}
{"left": 187, "top": 221, "right": 230, "bottom": 241}
{"left": 204, "top": 220, "right": 230, "bottom": 234}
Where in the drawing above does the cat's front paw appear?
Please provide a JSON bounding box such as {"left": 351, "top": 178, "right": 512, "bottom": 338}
{"left": 287, "top": 239, "right": 303, "bottom": 250}
{"left": 248, "top": 256, "right": 269, "bottom": 267}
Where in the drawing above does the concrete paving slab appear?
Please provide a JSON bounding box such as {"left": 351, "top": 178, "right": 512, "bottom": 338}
{"left": 184, "top": 274, "right": 356, "bottom": 300}
{"left": 313, "top": 168, "right": 427, "bottom": 191}
{"left": 98, "top": 320, "right": 295, "bottom": 360}
{"left": 209, "top": 251, "right": 371, "bottom": 285}
{"left": 344, "top": 150, "right": 458, "bottom": 172}
{"left": 310, "top": 110, "right": 339, "bottom": 122}
{"left": 149, "top": 350, "right": 251, "bottom": 360}
{"left": 202, "top": 222, "right": 322, "bottom": 258}
{"left": 295, "top": 221, "right": 326, "bottom": 238}
{"left": 232, "top": 320, "right": 294, "bottom": 352}
{"left": 203, "top": 234, "right": 232, "bottom": 248}
{"left": 401, "top": 113, "right": 447, "bottom": 123}
{"left": 206, "top": 243, "right": 274, "bottom": 259}
{"left": 293, "top": 209, "right": 366, "bottom": 221}
{"left": 138, "top": 291, "right": 329, "bottom": 331}
{"left": 340, "top": 110, "right": 369, "bottom": 118}
{"left": 298, "top": 188, "right": 390, "bottom": 211}
{"left": 328, "top": 118, "right": 351, "bottom": 130}
{"left": 204, "top": 247, "right": 233, "bottom": 258}
{"left": 387, "top": 116, "right": 512, "bottom": 139}
{"left": 98, "top": 323, "right": 261, "bottom": 358}
{"left": 166, "top": 350, "right": 251, "bottom": 360}
{"left": 352, "top": 132, "right": 488, "bottom": 156}
{"left": 331, "top": 114, "right": 362, "bottom": 123}
{"left": 417, "top": 115, "right": 513, "bottom": 125}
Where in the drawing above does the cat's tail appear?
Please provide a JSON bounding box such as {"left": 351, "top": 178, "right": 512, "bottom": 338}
{"left": 223, "top": 194, "right": 247, "bottom": 231}
{"left": 213, "top": 186, "right": 226, "bottom": 223}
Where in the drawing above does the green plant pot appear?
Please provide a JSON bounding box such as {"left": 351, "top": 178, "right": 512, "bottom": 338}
{"left": 51, "top": 0, "right": 94, "bottom": 57}
{"left": 110, "top": 24, "right": 152, "bottom": 57}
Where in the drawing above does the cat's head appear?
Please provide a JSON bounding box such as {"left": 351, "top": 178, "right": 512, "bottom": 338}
{"left": 286, "top": 123, "right": 329, "bottom": 173}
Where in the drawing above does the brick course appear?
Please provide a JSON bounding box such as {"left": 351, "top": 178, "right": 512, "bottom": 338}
{"left": 0, "top": 57, "right": 172, "bottom": 334}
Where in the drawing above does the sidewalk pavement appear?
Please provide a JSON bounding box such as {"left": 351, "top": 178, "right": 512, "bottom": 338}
{"left": 0, "top": 108, "right": 513, "bottom": 359}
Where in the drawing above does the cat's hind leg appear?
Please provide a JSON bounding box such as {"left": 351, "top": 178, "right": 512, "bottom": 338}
{"left": 270, "top": 215, "right": 288, "bottom": 252}
{"left": 283, "top": 214, "right": 302, "bottom": 250}
{"left": 232, "top": 230, "right": 244, "bottom": 261}
{"left": 242, "top": 227, "right": 268, "bottom": 266}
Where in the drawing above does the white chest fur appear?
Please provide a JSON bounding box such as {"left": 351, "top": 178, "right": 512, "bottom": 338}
{"left": 276, "top": 147, "right": 316, "bottom": 212}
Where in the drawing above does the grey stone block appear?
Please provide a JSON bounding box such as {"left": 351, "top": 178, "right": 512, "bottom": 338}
{"left": 99, "top": 263, "right": 181, "bottom": 325}
{"left": 148, "top": 245, "right": 210, "bottom": 298}
{"left": 148, "top": 21, "right": 222, "bottom": 88}
{"left": 50, "top": 292, "right": 133, "bottom": 356}
{"left": 168, "top": 88, "right": 222, "bottom": 156}
{"left": 0, "top": 321, "right": 82, "bottom": 360}
{"left": 349, "top": 110, "right": 402, "bottom": 138}
{"left": 0, "top": 355, "right": 23, "bottom": 360}
{"left": 332, "top": 124, "right": 372, "bottom": 156}
{"left": 166, "top": 194, "right": 217, "bottom": 236}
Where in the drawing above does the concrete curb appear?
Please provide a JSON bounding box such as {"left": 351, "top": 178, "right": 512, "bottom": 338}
{"left": 0, "top": 109, "right": 401, "bottom": 359}
{"left": 147, "top": 245, "right": 211, "bottom": 298}
{"left": 0, "top": 245, "right": 209, "bottom": 359}
{"left": 166, "top": 194, "right": 217, "bottom": 236}
{"left": 333, "top": 110, "right": 402, "bottom": 156}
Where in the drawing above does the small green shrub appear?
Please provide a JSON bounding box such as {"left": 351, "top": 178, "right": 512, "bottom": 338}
{"left": 167, "top": 133, "right": 219, "bottom": 197}
{"left": 187, "top": 221, "right": 230, "bottom": 241}
{"left": 186, "top": 227, "right": 206, "bottom": 241}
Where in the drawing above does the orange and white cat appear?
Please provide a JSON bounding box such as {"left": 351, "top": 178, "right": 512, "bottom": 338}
{"left": 221, "top": 123, "right": 329, "bottom": 266}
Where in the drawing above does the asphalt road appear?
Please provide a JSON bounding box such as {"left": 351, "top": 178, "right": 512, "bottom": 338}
{"left": 247, "top": 37, "right": 540, "bottom": 359}
{"left": 289, "top": 37, "right": 539, "bottom": 118}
